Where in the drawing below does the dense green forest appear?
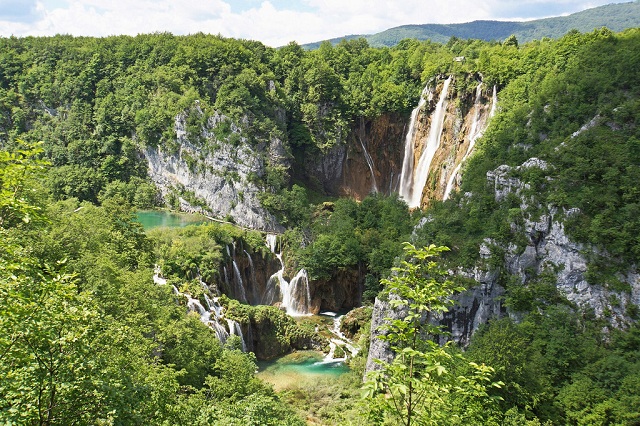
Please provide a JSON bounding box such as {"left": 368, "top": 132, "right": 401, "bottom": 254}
{"left": 2, "top": 25, "right": 640, "bottom": 425}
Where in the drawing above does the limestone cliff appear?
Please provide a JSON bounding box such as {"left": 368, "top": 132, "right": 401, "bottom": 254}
{"left": 365, "top": 158, "right": 640, "bottom": 373}
{"left": 145, "top": 108, "right": 285, "bottom": 232}
{"left": 301, "top": 113, "right": 407, "bottom": 199}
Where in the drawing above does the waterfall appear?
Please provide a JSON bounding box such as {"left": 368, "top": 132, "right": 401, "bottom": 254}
{"left": 232, "top": 260, "right": 248, "bottom": 303}
{"left": 399, "top": 83, "right": 433, "bottom": 202}
{"left": 489, "top": 84, "right": 498, "bottom": 118}
{"left": 223, "top": 266, "right": 230, "bottom": 289}
{"left": 187, "top": 296, "right": 211, "bottom": 323}
{"left": 157, "top": 276, "right": 246, "bottom": 349}
{"left": 358, "top": 136, "right": 378, "bottom": 193}
{"left": 244, "top": 249, "right": 258, "bottom": 303}
{"left": 226, "top": 319, "right": 247, "bottom": 352}
{"left": 212, "top": 321, "right": 229, "bottom": 344}
{"left": 266, "top": 233, "right": 277, "bottom": 253}
{"left": 316, "top": 315, "right": 359, "bottom": 365}
{"left": 405, "top": 76, "right": 453, "bottom": 208}
{"left": 443, "top": 84, "right": 498, "bottom": 201}
{"left": 153, "top": 265, "right": 167, "bottom": 285}
{"left": 281, "top": 269, "right": 311, "bottom": 316}
{"left": 264, "top": 234, "right": 311, "bottom": 316}
{"left": 204, "top": 294, "right": 214, "bottom": 311}
{"left": 264, "top": 234, "right": 285, "bottom": 306}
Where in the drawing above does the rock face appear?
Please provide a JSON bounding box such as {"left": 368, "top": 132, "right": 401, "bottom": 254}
{"left": 365, "top": 293, "right": 407, "bottom": 374}
{"left": 302, "top": 113, "right": 407, "bottom": 199}
{"left": 484, "top": 159, "right": 640, "bottom": 330}
{"left": 145, "top": 109, "right": 284, "bottom": 232}
{"left": 398, "top": 76, "right": 497, "bottom": 208}
{"left": 365, "top": 158, "right": 640, "bottom": 374}
{"left": 309, "top": 267, "right": 364, "bottom": 313}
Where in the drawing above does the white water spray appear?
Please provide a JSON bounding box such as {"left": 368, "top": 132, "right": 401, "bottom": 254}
{"left": 399, "top": 83, "right": 433, "bottom": 202}
{"left": 265, "top": 234, "right": 312, "bottom": 316}
{"left": 406, "top": 76, "right": 452, "bottom": 208}
{"left": 443, "top": 84, "right": 498, "bottom": 200}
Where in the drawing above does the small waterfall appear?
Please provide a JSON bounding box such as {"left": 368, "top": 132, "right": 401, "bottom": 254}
{"left": 212, "top": 321, "right": 229, "bottom": 344}
{"left": 399, "top": 83, "right": 433, "bottom": 202}
{"left": 264, "top": 234, "right": 311, "bottom": 316}
{"left": 232, "top": 260, "right": 248, "bottom": 303}
{"left": 358, "top": 136, "right": 378, "bottom": 193}
{"left": 443, "top": 83, "right": 498, "bottom": 201}
{"left": 489, "top": 84, "right": 498, "bottom": 118}
{"left": 406, "top": 76, "right": 453, "bottom": 208}
{"left": 281, "top": 269, "right": 312, "bottom": 316}
{"left": 153, "top": 265, "right": 167, "bottom": 285}
{"left": 187, "top": 296, "right": 211, "bottom": 323}
{"left": 204, "top": 294, "right": 215, "bottom": 312}
{"left": 226, "top": 319, "right": 247, "bottom": 352}
{"left": 266, "top": 234, "right": 277, "bottom": 253}
{"left": 223, "top": 266, "right": 230, "bottom": 289}
{"left": 157, "top": 276, "right": 245, "bottom": 348}
{"left": 316, "top": 315, "right": 359, "bottom": 365}
{"left": 244, "top": 249, "right": 258, "bottom": 303}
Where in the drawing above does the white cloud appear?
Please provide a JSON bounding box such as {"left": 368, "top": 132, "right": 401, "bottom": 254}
{"left": 0, "top": 0, "right": 631, "bottom": 45}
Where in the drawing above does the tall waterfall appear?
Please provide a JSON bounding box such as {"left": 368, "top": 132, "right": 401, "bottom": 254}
{"left": 399, "top": 76, "right": 453, "bottom": 208}
{"left": 358, "top": 136, "right": 378, "bottom": 193}
{"left": 265, "top": 234, "right": 312, "bottom": 316}
{"left": 399, "top": 83, "right": 433, "bottom": 202}
{"left": 443, "top": 84, "right": 498, "bottom": 201}
{"left": 232, "top": 260, "right": 248, "bottom": 303}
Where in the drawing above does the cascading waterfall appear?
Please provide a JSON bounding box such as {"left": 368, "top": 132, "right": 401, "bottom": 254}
{"left": 244, "top": 249, "right": 258, "bottom": 303}
{"left": 158, "top": 272, "right": 246, "bottom": 350}
{"left": 232, "top": 260, "right": 248, "bottom": 303}
{"left": 316, "top": 315, "right": 359, "bottom": 365}
{"left": 399, "top": 83, "right": 433, "bottom": 201}
{"left": 187, "top": 297, "right": 211, "bottom": 323}
{"left": 265, "top": 234, "right": 312, "bottom": 316}
{"left": 443, "top": 84, "right": 498, "bottom": 201}
{"left": 227, "top": 319, "right": 248, "bottom": 352}
{"left": 405, "top": 76, "right": 453, "bottom": 208}
{"left": 358, "top": 136, "right": 378, "bottom": 193}
{"left": 281, "top": 268, "right": 312, "bottom": 316}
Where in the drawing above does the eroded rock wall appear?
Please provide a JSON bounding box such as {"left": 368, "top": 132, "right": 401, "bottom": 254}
{"left": 145, "top": 110, "right": 284, "bottom": 232}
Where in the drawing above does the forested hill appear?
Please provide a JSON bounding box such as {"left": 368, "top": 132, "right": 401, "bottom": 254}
{"left": 2, "top": 25, "right": 640, "bottom": 424}
{"left": 303, "top": 0, "right": 640, "bottom": 48}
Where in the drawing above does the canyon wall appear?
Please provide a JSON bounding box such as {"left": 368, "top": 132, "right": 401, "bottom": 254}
{"left": 145, "top": 109, "right": 285, "bottom": 232}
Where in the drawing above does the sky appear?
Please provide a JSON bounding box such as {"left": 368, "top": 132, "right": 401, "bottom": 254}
{"left": 0, "top": 0, "right": 632, "bottom": 46}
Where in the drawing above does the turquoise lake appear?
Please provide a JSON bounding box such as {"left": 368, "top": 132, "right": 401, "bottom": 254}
{"left": 135, "top": 210, "right": 208, "bottom": 230}
{"left": 257, "top": 351, "right": 349, "bottom": 391}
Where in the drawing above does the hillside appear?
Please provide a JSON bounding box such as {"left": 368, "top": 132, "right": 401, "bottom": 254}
{"left": 2, "top": 27, "right": 640, "bottom": 424}
{"left": 303, "top": 1, "right": 640, "bottom": 48}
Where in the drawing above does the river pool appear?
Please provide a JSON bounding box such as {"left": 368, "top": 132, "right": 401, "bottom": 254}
{"left": 257, "top": 351, "right": 349, "bottom": 391}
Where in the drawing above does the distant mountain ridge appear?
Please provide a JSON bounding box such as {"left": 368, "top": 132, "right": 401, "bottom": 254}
{"left": 303, "top": 1, "right": 640, "bottom": 48}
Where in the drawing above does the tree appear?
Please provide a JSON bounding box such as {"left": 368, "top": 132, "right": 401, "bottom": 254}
{"left": 363, "top": 243, "right": 501, "bottom": 425}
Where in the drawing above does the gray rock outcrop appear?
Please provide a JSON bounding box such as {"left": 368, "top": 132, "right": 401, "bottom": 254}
{"left": 145, "top": 109, "right": 284, "bottom": 232}
{"left": 365, "top": 158, "right": 639, "bottom": 374}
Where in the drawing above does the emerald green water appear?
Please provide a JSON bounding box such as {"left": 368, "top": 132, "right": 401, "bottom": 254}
{"left": 135, "top": 210, "right": 207, "bottom": 230}
{"left": 257, "top": 351, "right": 349, "bottom": 391}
